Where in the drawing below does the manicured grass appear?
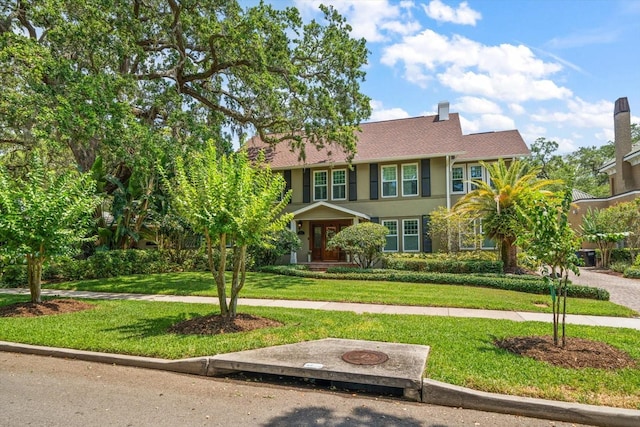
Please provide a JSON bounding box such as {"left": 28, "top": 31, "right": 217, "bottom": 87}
{"left": 43, "top": 271, "right": 637, "bottom": 317}
{"left": 0, "top": 293, "right": 638, "bottom": 409}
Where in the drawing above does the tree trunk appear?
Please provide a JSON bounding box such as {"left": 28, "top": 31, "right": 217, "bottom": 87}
{"left": 206, "top": 230, "right": 228, "bottom": 316}
{"left": 500, "top": 236, "right": 518, "bottom": 273}
{"left": 561, "top": 276, "right": 568, "bottom": 348}
{"left": 26, "top": 253, "right": 43, "bottom": 303}
{"left": 229, "top": 245, "right": 247, "bottom": 319}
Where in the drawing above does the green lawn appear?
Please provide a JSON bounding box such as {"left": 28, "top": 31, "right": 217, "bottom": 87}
{"left": 42, "top": 271, "right": 638, "bottom": 317}
{"left": 1, "top": 293, "right": 638, "bottom": 409}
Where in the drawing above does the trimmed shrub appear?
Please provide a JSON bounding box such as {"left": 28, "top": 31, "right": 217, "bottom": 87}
{"left": 384, "top": 257, "right": 503, "bottom": 274}
{"left": 260, "top": 265, "right": 610, "bottom": 300}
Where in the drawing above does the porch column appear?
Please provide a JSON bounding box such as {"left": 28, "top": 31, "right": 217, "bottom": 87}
{"left": 353, "top": 217, "right": 360, "bottom": 225}
{"left": 290, "top": 219, "right": 298, "bottom": 264}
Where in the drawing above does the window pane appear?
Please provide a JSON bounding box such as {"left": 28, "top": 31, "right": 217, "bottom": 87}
{"left": 382, "top": 221, "right": 398, "bottom": 252}
{"left": 332, "top": 170, "right": 346, "bottom": 200}
{"left": 333, "top": 185, "right": 346, "bottom": 199}
{"left": 470, "top": 165, "right": 483, "bottom": 179}
{"left": 452, "top": 167, "right": 463, "bottom": 180}
{"left": 402, "top": 164, "right": 418, "bottom": 196}
{"left": 403, "top": 164, "right": 417, "bottom": 180}
{"left": 403, "top": 220, "right": 419, "bottom": 251}
{"left": 314, "top": 171, "right": 327, "bottom": 200}
{"left": 314, "top": 172, "right": 327, "bottom": 185}
{"left": 403, "top": 180, "right": 417, "bottom": 195}
{"left": 383, "top": 181, "right": 397, "bottom": 197}
{"left": 382, "top": 166, "right": 397, "bottom": 181}
{"left": 404, "top": 236, "right": 419, "bottom": 251}
{"left": 452, "top": 180, "right": 464, "bottom": 192}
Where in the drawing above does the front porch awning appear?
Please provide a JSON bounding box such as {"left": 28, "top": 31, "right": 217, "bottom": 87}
{"left": 291, "top": 201, "right": 370, "bottom": 221}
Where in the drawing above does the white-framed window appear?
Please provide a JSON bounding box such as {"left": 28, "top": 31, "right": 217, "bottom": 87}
{"left": 402, "top": 163, "right": 418, "bottom": 196}
{"left": 452, "top": 166, "right": 465, "bottom": 193}
{"left": 403, "top": 219, "right": 420, "bottom": 252}
{"left": 479, "top": 220, "right": 497, "bottom": 250}
{"left": 381, "top": 165, "right": 397, "bottom": 197}
{"left": 382, "top": 220, "right": 398, "bottom": 252}
{"left": 468, "top": 164, "right": 484, "bottom": 191}
{"left": 313, "top": 170, "right": 327, "bottom": 201}
{"left": 332, "top": 169, "right": 347, "bottom": 200}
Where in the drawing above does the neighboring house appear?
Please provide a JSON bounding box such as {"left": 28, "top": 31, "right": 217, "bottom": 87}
{"left": 570, "top": 97, "right": 640, "bottom": 232}
{"left": 246, "top": 102, "right": 529, "bottom": 263}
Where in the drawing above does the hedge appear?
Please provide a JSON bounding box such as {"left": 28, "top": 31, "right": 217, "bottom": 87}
{"left": 260, "top": 265, "right": 610, "bottom": 301}
{"left": 384, "top": 257, "right": 503, "bottom": 274}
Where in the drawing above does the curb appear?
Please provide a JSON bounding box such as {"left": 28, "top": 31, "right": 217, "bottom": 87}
{"left": 2, "top": 341, "right": 639, "bottom": 427}
{"left": 422, "top": 379, "right": 640, "bottom": 427}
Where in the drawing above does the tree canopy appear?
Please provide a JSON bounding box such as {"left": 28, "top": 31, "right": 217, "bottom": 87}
{"left": 1, "top": 0, "right": 371, "bottom": 172}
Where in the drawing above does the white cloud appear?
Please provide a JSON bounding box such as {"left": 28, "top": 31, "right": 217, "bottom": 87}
{"left": 530, "top": 97, "right": 612, "bottom": 129}
{"left": 422, "top": 0, "right": 481, "bottom": 26}
{"left": 509, "top": 103, "right": 526, "bottom": 115}
{"left": 369, "top": 100, "right": 411, "bottom": 121}
{"left": 294, "top": 0, "right": 420, "bottom": 42}
{"left": 553, "top": 137, "right": 578, "bottom": 154}
{"left": 453, "top": 96, "right": 501, "bottom": 114}
{"left": 458, "top": 113, "right": 515, "bottom": 134}
{"left": 381, "top": 29, "right": 571, "bottom": 102}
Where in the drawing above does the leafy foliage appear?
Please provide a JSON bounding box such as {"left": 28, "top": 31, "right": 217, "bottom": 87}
{"left": 517, "top": 189, "right": 581, "bottom": 347}
{"left": 581, "top": 208, "right": 630, "bottom": 269}
{"left": 454, "top": 159, "right": 560, "bottom": 272}
{"left": 427, "top": 206, "right": 483, "bottom": 252}
{"left": 326, "top": 222, "right": 388, "bottom": 268}
{"left": 384, "top": 257, "right": 503, "bottom": 274}
{"left": 249, "top": 229, "right": 301, "bottom": 269}
{"left": 0, "top": 153, "right": 98, "bottom": 301}
{"left": 168, "top": 141, "right": 292, "bottom": 318}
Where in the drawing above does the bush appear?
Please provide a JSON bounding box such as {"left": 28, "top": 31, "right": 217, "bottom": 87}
{"left": 610, "top": 248, "right": 634, "bottom": 264}
{"left": 260, "top": 265, "right": 610, "bottom": 300}
{"left": 327, "top": 222, "right": 388, "bottom": 268}
{"left": 623, "top": 266, "right": 640, "bottom": 279}
{"left": 609, "top": 261, "right": 631, "bottom": 274}
{"left": 248, "top": 229, "right": 301, "bottom": 269}
{"left": 384, "top": 257, "right": 503, "bottom": 274}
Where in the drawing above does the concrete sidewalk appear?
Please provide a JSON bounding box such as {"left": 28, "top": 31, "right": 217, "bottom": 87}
{"left": 2, "top": 287, "right": 639, "bottom": 330}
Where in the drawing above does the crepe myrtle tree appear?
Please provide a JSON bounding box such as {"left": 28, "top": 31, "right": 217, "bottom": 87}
{"left": 0, "top": 152, "right": 98, "bottom": 303}
{"left": 327, "top": 222, "right": 388, "bottom": 269}
{"left": 517, "top": 189, "right": 580, "bottom": 347}
{"left": 168, "top": 141, "right": 291, "bottom": 319}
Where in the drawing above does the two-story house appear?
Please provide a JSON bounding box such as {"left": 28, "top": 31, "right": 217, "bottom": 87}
{"left": 246, "top": 102, "right": 530, "bottom": 264}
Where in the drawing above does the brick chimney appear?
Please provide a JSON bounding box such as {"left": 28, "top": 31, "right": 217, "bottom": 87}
{"left": 438, "top": 101, "right": 449, "bottom": 121}
{"left": 613, "top": 97, "right": 633, "bottom": 195}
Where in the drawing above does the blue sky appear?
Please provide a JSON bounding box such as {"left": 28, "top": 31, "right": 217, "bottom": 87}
{"left": 287, "top": 0, "right": 640, "bottom": 153}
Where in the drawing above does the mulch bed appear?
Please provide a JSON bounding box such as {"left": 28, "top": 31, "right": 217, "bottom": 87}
{"left": 167, "top": 313, "right": 283, "bottom": 335}
{"left": 0, "top": 299, "right": 96, "bottom": 317}
{"left": 495, "top": 336, "right": 636, "bottom": 370}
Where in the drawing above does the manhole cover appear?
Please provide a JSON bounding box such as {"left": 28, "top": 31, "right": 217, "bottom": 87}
{"left": 341, "top": 350, "right": 389, "bottom": 365}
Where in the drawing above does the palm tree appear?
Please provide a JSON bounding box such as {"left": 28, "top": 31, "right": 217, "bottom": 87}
{"left": 453, "top": 159, "right": 560, "bottom": 273}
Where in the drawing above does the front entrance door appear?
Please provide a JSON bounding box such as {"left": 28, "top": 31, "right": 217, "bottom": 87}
{"left": 311, "top": 221, "right": 351, "bottom": 261}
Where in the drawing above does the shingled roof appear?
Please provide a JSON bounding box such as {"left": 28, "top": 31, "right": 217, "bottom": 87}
{"left": 245, "top": 112, "right": 529, "bottom": 169}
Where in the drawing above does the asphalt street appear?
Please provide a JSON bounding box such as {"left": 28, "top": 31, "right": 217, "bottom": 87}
{"left": 1, "top": 352, "right": 592, "bottom": 427}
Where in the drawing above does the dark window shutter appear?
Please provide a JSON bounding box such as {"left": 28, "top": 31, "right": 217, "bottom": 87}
{"left": 303, "top": 169, "right": 311, "bottom": 203}
{"left": 283, "top": 170, "right": 292, "bottom": 204}
{"left": 369, "top": 163, "right": 378, "bottom": 200}
{"left": 348, "top": 168, "right": 357, "bottom": 201}
{"left": 422, "top": 215, "right": 432, "bottom": 253}
{"left": 370, "top": 217, "right": 380, "bottom": 224}
{"left": 421, "top": 159, "right": 431, "bottom": 197}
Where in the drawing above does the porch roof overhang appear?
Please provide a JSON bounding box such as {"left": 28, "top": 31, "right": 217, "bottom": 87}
{"left": 291, "top": 201, "right": 371, "bottom": 221}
